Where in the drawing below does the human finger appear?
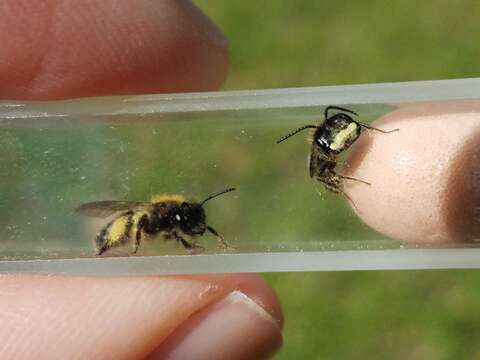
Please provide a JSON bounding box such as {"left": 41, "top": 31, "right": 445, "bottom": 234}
{"left": 0, "top": 273, "right": 282, "bottom": 359}
{"left": 344, "top": 100, "right": 480, "bottom": 244}
{"left": 0, "top": 0, "right": 229, "bottom": 100}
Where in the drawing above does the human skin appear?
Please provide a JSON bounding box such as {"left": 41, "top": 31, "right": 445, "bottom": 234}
{"left": 0, "top": 1, "right": 282, "bottom": 359}
{"left": 344, "top": 100, "right": 480, "bottom": 245}
{"left": 3, "top": 0, "right": 477, "bottom": 358}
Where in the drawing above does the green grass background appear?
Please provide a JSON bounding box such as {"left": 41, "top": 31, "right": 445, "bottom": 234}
{"left": 195, "top": 1, "right": 480, "bottom": 359}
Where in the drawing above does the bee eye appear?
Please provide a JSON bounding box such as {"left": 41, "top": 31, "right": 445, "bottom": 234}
{"left": 175, "top": 214, "right": 181, "bottom": 221}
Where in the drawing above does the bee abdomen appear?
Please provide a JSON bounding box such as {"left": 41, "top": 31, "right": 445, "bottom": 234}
{"left": 95, "top": 227, "right": 110, "bottom": 254}
{"left": 95, "top": 213, "right": 134, "bottom": 255}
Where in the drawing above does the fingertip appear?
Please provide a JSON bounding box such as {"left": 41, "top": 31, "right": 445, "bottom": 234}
{"left": 0, "top": 275, "right": 224, "bottom": 358}
{"left": 0, "top": 0, "right": 229, "bottom": 99}
{"left": 149, "top": 290, "right": 282, "bottom": 360}
{"left": 443, "top": 122, "right": 480, "bottom": 243}
{"left": 141, "top": 274, "right": 283, "bottom": 360}
{"left": 344, "top": 101, "right": 480, "bottom": 245}
{"left": 0, "top": 273, "right": 282, "bottom": 359}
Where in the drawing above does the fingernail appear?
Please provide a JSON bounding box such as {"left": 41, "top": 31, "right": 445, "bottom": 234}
{"left": 150, "top": 291, "right": 283, "bottom": 360}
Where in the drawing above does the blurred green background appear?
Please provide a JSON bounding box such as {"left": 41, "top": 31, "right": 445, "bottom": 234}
{"left": 195, "top": 1, "right": 480, "bottom": 359}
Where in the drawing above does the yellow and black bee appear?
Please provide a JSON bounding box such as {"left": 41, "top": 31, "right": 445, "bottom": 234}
{"left": 277, "top": 106, "right": 398, "bottom": 197}
{"left": 76, "top": 188, "right": 236, "bottom": 255}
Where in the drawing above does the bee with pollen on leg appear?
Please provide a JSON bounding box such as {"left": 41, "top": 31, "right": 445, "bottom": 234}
{"left": 76, "top": 187, "right": 236, "bottom": 255}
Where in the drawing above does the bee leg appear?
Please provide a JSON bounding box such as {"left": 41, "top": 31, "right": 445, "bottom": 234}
{"left": 316, "top": 173, "right": 360, "bottom": 212}
{"left": 96, "top": 243, "right": 108, "bottom": 256}
{"left": 339, "top": 189, "right": 360, "bottom": 212}
{"left": 172, "top": 230, "right": 205, "bottom": 251}
{"left": 339, "top": 174, "right": 371, "bottom": 186}
{"left": 325, "top": 105, "right": 358, "bottom": 119}
{"left": 95, "top": 227, "right": 109, "bottom": 255}
{"left": 357, "top": 121, "right": 399, "bottom": 134}
{"left": 207, "top": 226, "right": 232, "bottom": 249}
{"left": 132, "top": 214, "right": 149, "bottom": 254}
{"left": 315, "top": 171, "right": 342, "bottom": 194}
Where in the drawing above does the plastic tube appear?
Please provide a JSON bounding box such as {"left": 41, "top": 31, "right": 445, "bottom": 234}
{"left": 1, "top": 78, "right": 480, "bottom": 274}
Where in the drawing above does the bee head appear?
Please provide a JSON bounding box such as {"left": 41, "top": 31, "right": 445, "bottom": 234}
{"left": 173, "top": 202, "right": 207, "bottom": 235}
{"left": 171, "top": 188, "right": 236, "bottom": 236}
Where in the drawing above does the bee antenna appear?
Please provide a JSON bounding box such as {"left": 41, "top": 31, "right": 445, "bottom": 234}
{"left": 276, "top": 125, "right": 317, "bottom": 144}
{"left": 325, "top": 106, "right": 358, "bottom": 119}
{"left": 201, "top": 187, "right": 236, "bottom": 205}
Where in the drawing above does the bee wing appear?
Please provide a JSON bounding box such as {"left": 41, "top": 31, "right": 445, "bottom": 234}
{"left": 309, "top": 146, "right": 334, "bottom": 179}
{"left": 309, "top": 146, "right": 322, "bottom": 178}
{"left": 309, "top": 149, "right": 315, "bottom": 178}
{"left": 75, "top": 201, "right": 149, "bottom": 218}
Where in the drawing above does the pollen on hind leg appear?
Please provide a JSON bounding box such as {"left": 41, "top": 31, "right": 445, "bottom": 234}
{"left": 94, "top": 214, "right": 134, "bottom": 255}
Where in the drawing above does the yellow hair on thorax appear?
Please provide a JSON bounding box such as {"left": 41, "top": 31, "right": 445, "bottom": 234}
{"left": 151, "top": 194, "right": 186, "bottom": 204}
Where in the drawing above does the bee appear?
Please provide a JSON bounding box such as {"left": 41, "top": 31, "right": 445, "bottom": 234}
{"left": 277, "top": 106, "right": 398, "bottom": 198}
{"left": 76, "top": 188, "right": 236, "bottom": 255}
